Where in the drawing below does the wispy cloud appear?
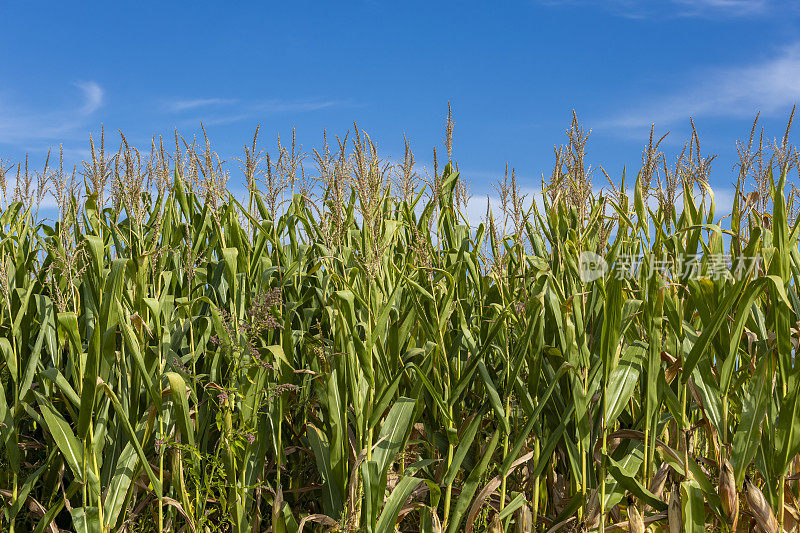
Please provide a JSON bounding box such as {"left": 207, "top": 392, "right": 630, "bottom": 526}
{"left": 672, "top": 0, "right": 769, "bottom": 16}
{"left": 167, "top": 98, "right": 237, "bottom": 112}
{"left": 252, "top": 99, "right": 342, "bottom": 113}
{"left": 168, "top": 97, "right": 352, "bottom": 126}
{"left": 538, "top": 0, "right": 773, "bottom": 18}
{"left": 75, "top": 81, "right": 104, "bottom": 115}
{"left": 601, "top": 43, "right": 800, "bottom": 131}
{"left": 0, "top": 81, "right": 104, "bottom": 144}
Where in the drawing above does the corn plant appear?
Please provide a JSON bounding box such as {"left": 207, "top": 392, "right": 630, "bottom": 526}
{"left": 1, "top": 115, "right": 800, "bottom": 533}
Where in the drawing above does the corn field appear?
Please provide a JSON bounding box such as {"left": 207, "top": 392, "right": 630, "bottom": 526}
{"left": 2, "top": 116, "right": 800, "bottom": 533}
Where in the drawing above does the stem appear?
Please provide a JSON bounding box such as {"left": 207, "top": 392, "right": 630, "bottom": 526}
{"left": 499, "top": 279, "right": 512, "bottom": 513}
{"left": 7, "top": 298, "right": 17, "bottom": 533}
{"left": 643, "top": 426, "right": 650, "bottom": 487}
{"left": 9, "top": 474, "right": 17, "bottom": 533}
{"left": 532, "top": 437, "right": 540, "bottom": 532}
{"left": 581, "top": 367, "right": 588, "bottom": 519}
{"left": 275, "top": 409, "right": 283, "bottom": 488}
{"left": 500, "top": 396, "right": 511, "bottom": 511}
{"left": 89, "top": 421, "right": 105, "bottom": 528}
{"left": 439, "top": 291, "right": 455, "bottom": 529}
{"left": 779, "top": 473, "right": 786, "bottom": 532}
{"left": 156, "top": 315, "right": 164, "bottom": 533}
{"left": 442, "top": 393, "right": 455, "bottom": 528}
{"left": 159, "top": 438, "right": 164, "bottom": 532}
{"left": 188, "top": 314, "right": 200, "bottom": 514}
{"left": 721, "top": 394, "right": 729, "bottom": 449}
{"left": 443, "top": 442, "right": 454, "bottom": 528}
{"left": 578, "top": 440, "right": 585, "bottom": 521}
{"left": 681, "top": 380, "right": 689, "bottom": 476}
{"left": 600, "top": 391, "right": 607, "bottom": 533}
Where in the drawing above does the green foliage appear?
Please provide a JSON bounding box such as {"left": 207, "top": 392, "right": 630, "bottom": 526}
{"left": 1, "top": 120, "right": 800, "bottom": 533}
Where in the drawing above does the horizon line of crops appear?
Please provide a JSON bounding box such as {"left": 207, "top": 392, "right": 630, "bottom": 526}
{"left": 2, "top": 109, "right": 800, "bottom": 532}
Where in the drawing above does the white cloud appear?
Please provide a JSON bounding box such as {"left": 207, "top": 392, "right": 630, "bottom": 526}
{"left": 672, "top": 0, "right": 769, "bottom": 16}
{"left": 168, "top": 98, "right": 237, "bottom": 112}
{"left": 602, "top": 43, "right": 800, "bottom": 131}
{"left": 538, "top": 0, "right": 774, "bottom": 17}
{"left": 174, "top": 98, "right": 350, "bottom": 126}
{"left": 75, "top": 81, "right": 104, "bottom": 115}
{"left": 252, "top": 99, "right": 341, "bottom": 113}
{"left": 0, "top": 81, "right": 104, "bottom": 144}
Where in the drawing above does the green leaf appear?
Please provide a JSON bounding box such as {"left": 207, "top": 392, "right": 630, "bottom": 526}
{"left": 600, "top": 276, "right": 624, "bottom": 382}
{"left": 731, "top": 356, "right": 769, "bottom": 485}
{"left": 447, "top": 430, "right": 500, "bottom": 533}
{"left": 774, "top": 384, "right": 800, "bottom": 474}
{"left": 605, "top": 454, "right": 667, "bottom": 511}
{"left": 681, "top": 479, "right": 705, "bottom": 533}
{"left": 96, "top": 379, "right": 161, "bottom": 496}
{"left": 443, "top": 409, "right": 485, "bottom": 487}
{"left": 307, "top": 424, "right": 344, "bottom": 517}
{"left": 103, "top": 442, "right": 139, "bottom": 527}
{"left": 34, "top": 392, "right": 84, "bottom": 482}
{"left": 477, "top": 360, "right": 510, "bottom": 435}
{"left": 375, "top": 476, "right": 423, "bottom": 533}
{"left": 0, "top": 381, "right": 19, "bottom": 473}
{"left": 373, "top": 397, "right": 416, "bottom": 479}
{"left": 605, "top": 343, "right": 644, "bottom": 427}
{"left": 165, "top": 372, "right": 195, "bottom": 448}
{"left": 70, "top": 506, "right": 101, "bottom": 533}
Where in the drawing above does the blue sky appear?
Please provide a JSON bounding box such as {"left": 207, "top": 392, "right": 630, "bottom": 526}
{"left": 2, "top": 0, "right": 800, "bottom": 207}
